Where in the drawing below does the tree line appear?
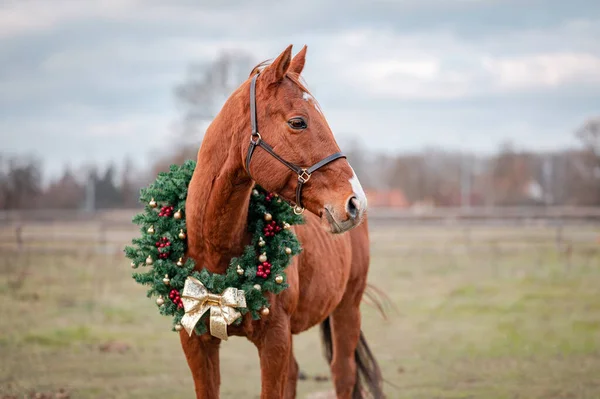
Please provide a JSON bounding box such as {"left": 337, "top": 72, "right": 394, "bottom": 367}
{"left": 2, "top": 127, "right": 598, "bottom": 211}
{"left": 2, "top": 51, "right": 598, "bottom": 210}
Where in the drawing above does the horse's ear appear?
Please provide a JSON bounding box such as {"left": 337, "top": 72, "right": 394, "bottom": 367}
{"left": 289, "top": 45, "right": 307, "bottom": 75}
{"left": 262, "top": 45, "right": 293, "bottom": 85}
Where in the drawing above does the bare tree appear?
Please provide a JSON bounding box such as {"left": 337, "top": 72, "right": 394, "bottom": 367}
{"left": 576, "top": 116, "right": 600, "bottom": 159}
{"left": 40, "top": 167, "right": 85, "bottom": 209}
{"left": 572, "top": 117, "right": 600, "bottom": 204}
{"left": 385, "top": 149, "right": 464, "bottom": 206}
{"left": 174, "top": 50, "right": 255, "bottom": 142}
{"left": 0, "top": 154, "right": 42, "bottom": 209}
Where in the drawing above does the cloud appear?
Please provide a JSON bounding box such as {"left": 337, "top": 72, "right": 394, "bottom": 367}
{"left": 0, "top": 0, "right": 142, "bottom": 38}
{"left": 1, "top": 0, "right": 599, "bottom": 181}
{"left": 482, "top": 53, "right": 600, "bottom": 90}
{"left": 306, "top": 23, "right": 600, "bottom": 101}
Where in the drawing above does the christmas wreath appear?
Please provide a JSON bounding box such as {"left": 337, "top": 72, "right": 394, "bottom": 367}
{"left": 124, "top": 160, "right": 304, "bottom": 338}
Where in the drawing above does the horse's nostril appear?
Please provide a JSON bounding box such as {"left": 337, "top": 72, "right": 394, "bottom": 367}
{"left": 347, "top": 196, "right": 360, "bottom": 219}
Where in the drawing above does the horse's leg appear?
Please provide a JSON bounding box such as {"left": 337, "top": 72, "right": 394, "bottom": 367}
{"left": 325, "top": 293, "right": 385, "bottom": 399}
{"left": 255, "top": 315, "right": 292, "bottom": 399}
{"left": 329, "top": 301, "right": 362, "bottom": 398}
{"left": 284, "top": 342, "right": 299, "bottom": 399}
{"left": 179, "top": 331, "right": 221, "bottom": 398}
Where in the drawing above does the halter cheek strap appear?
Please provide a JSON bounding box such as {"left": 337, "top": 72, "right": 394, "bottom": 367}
{"left": 245, "top": 74, "right": 346, "bottom": 215}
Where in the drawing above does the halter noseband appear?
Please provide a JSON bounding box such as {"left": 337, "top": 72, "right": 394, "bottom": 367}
{"left": 245, "top": 73, "right": 346, "bottom": 215}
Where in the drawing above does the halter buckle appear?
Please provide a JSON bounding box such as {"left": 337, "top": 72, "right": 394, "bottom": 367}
{"left": 298, "top": 169, "right": 311, "bottom": 184}
{"left": 250, "top": 132, "right": 262, "bottom": 145}
{"left": 293, "top": 205, "right": 305, "bottom": 215}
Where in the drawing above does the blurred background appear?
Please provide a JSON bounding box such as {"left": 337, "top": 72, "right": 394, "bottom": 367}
{"left": 1, "top": 1, "right": 599, "bottom": 398}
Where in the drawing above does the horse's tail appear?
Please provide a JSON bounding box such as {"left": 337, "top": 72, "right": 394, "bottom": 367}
{"left": 320, "top": 317, "right": 385, "bottom": 399}
{"left": 363, "top": 283, "right": 397, "bottom": 321}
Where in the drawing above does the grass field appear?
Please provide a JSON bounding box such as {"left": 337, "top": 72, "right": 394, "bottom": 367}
{"left": 1, "top": 223, "right": 600, "bottom": 398}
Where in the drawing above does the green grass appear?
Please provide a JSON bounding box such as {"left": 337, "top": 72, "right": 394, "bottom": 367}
{"left": 0, "top": 224, "right": 599, "bottom": 398}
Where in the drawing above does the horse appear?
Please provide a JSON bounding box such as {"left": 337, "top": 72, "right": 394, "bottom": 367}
{"left": 182, "top": 44, "right": 384, "bottom": 399}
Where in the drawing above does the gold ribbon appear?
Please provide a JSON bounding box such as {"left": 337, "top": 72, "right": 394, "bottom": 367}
{"left": 180, "top": 276, "right": 246, "bottom": 341}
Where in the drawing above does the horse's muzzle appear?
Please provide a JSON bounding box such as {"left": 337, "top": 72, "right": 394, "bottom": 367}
{"left": 323, "top": 203, "right": 364, "bottom": 234}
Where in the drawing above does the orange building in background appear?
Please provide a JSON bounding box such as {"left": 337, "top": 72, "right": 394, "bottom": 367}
{"left": 364, "top": 189, "right": 410, "bottom": 208}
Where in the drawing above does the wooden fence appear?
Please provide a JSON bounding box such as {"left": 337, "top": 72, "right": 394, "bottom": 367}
{"left": 2, "top": 206, "right": 600, "bottom": 225}
{"left": 0, "top": 207, "right": 599, "bottom": 256}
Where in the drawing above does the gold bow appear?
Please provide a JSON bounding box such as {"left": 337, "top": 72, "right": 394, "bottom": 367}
{"left": 180, "top": 276, "right": 246, "bottom": 341}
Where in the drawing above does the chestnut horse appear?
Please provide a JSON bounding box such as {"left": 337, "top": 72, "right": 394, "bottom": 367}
{"left": 182, "top": 45, "right": 384, "bottom": 398}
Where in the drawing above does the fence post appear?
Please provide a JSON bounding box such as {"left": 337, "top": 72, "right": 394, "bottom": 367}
{"left": 15, "top": 224, "right": 23, "bottom": 252}
{"left": 99, "top": 223, "right": 106, "bottom": 253}
{"left": 555, "top": 219, "right": 563, "bottom": 252}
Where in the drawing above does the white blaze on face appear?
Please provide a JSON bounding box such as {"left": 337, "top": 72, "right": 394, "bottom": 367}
{"left": 349, "top": 166, "right": 367, "bottom": 209}
{"left": 302, "top": 92, "right": 323, "bottom": 115}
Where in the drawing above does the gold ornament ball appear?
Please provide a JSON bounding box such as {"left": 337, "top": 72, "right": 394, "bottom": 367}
{"left": 258, "top": 253, "right": 267, "bottom": 263}
{"left": 252, "top": 189, "right": 259, "bottom": 196}
{"left": 149, "top": 198, "right": 157, "bottom": 208}
{"left": 175, "top": 323, "right": 183, "bottom": 332}
{"left": 253, "top": 284, "right": 261, "bottom": 291}
{"left": 258, "top": 237, "right": 266, "bottom": 247}
{"left": 147, "top": 225, "right": 155, "bottom": 234}
{"left": 236, "top": 265, "right": 244, "bottom": 275}
{"left": 178, "top": 229, "right": 186, "bottom": 239}
{"left": 163, "top": 274, "right": 170, "bottom": 285}
{"left": 264, "top": 213, "right": 272, "bottom": 221}
{"left": 146, "top": 255, "right": 154, "bottom": 265}
{"left": 177, "top": 257, "right": 184, "bottom": 267}
{"left": 261, "top": 307, "right": 270, "bottom": 317}
{"left": 283, "top": 222, "right": 291, "bottom": 230}
{"left": 130, "top": 261, "right": 137, "bottom": 269}
{"left": 285, "top": 247, "right": 292, "bottom": 255}
{"left": 174, "top": 210, "right": 182, "bottom": 220}
{"left": 275, "top": 275, "right": 284, "bottom": 284}
{"left": 156, "top": 296, "right": 165, "bottom": 306}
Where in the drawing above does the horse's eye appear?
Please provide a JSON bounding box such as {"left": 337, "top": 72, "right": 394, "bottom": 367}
{"left": 287, "top": 117, "right": 307, "bottom": 130}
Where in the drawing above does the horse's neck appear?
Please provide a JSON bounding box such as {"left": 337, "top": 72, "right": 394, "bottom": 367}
{"left": 185, "top": 118, "right": 252, "bottom": 274}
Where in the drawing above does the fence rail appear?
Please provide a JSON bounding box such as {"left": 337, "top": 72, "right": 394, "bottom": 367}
{"left": 0, "top": 207, "right": 598, "bottom": 256}
{"left": 2, "top": 206, "right": 600, "bottom": 226}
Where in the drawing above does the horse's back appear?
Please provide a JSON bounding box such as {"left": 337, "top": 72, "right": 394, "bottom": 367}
{"left": 289, "top": 213, "right": 370, "bottom": 333}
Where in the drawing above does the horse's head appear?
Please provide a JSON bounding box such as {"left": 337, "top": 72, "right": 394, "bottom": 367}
{"left": 241, "top": 45, "right": 367, "bottom": 234}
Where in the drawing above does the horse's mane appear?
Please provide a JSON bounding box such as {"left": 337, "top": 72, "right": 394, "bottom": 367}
{"left": 249, "top": 60, "right": 311, "bottom": 95}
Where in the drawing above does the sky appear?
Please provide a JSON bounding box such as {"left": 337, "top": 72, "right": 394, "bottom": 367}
{"left": 1, "top": 0, "right": 599, "bottom": 181}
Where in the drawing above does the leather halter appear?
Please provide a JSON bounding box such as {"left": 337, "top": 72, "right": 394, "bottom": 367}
{"left": 245, "top": 73, "right": 346, "bottom": 215}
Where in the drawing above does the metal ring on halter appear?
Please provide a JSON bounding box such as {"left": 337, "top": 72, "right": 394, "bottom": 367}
{"left": 250, "top": 132, "right": 262, "bottom": 145}
{"left": 293, "top": 205, "right": 305, "bottom": 215}
{"left": 297, "top": 169, "right": 311, "bottom": 184}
